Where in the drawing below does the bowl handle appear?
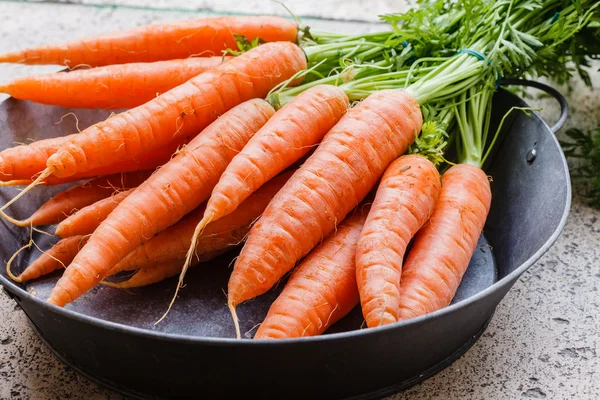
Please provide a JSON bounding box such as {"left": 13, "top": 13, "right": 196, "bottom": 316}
{"left": 497, "top": 78, "right": 568, "bottom": 134}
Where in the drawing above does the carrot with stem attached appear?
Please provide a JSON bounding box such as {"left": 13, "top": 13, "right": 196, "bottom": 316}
{"left": 108, "top": 169, "right": 294, "bottom": 275}
{"left": 227, "top": 89, "right": 423, "bottom": 335}
{"left": 0, "top": 57, "right": 231, "bottom": 109}
{"left": 0, "top": 16, "right": 298, "bottom": 67}
{"left": 255, "top": 204, "right": 370, "bottom": 340}
{"left": 355, "top": 155, "right": 440, "bottom": 328}
{"left": 1, "top": 170, "right": 152, "bottom": 227}
{"left": 0, "top": 42, "right": 306, "bottom": 215}
{"left": 46, "top": 98, "right": 275, "bottom": 307}
{"left": 7, "top": 235, "right": 88, "bottom": 283}
{"left": 55, "top": 188, "right": 134, "bottom": 238}
{"left": 397, "top": 85, "right": 493, "bottom": 320}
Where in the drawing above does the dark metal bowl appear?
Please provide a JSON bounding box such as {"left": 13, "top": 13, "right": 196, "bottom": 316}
{"left": 0, "top": 80, "right": 570, "bottom": 399}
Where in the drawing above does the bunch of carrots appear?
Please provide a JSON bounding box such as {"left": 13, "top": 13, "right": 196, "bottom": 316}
{"left": 1, "top": 0, "right": 597, "bottom": 339}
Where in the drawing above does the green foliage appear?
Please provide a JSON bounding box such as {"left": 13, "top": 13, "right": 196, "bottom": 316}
{"left": 560, "top": 127, "right": 600, "bottom": 208}
{"left": 223, "top": 34, "right": 264, "bottom": 56}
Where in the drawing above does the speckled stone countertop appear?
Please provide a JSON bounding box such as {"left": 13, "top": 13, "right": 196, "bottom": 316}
{"left": 0, "top": 2, "right": 599, "bottom": 399}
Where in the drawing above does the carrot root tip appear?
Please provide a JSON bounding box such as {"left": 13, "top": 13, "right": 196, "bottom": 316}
{"left": 0, "top": 210, "right": 31, "bottom": 227}
{"left": 0, "top": 168, "right": 52, "bottom": 213}
{"left": 6, "top": 236, "right": 34, "bottom": 283}
{"left": 229, "top": 302, "right": 241, "bottom": 339}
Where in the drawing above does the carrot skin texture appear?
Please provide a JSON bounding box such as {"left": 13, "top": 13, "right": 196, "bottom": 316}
{"left": 0, "top": 57, "right": 230, "bottom": 109}
{"left": 0, "top": 16, "right": 297, "bottom": 67}
{"left": 397, "top": 164, "right": 492, "bottom": 320}
{"left": 255, "top": 205, "right": 370, "bottom": 339}
{"left": 0, "top": 134, "right": 183, "bottom": 183}
{"left": 108, "top": 170, "right": 294, "bottom": 275}
{"left": 47, "top": 99, "right": 275, "bottom": 307}
{"left": 202, "top": 84, "right": 349, "bottom": 224}
{"left": 228, "top": 90, "right": 423, "bottom": 308}
{"left": 55, "top": 188, "right": 133, "bottom": 238}
{"left": 24, "top": 170, "right": 151, "bottom": 227}
{"left": 18, "top": 236, "right": 88, "bottom": 281}
{"left": 44, "top": 42, "right": 306, "bottom": 179}
{"left": 355, "top": 155, "right": 441, "bottom": 328}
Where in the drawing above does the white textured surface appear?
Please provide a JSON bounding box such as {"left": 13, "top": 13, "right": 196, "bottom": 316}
{"left": 0, "top": 2, "right": 599, "bottom": 399}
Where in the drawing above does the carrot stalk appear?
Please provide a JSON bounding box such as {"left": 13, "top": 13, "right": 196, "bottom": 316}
{"left": 55, "top": 189, "right": 134, "bottom": 238}
{"left": 355, "top": 155, "right": 441, "bottom": 327}
{"left": 0, "top": 16, "right": 298, "bottom": 67}
{"left": 109, "top": 169, "right": 293, "bottom": 276}
{"left": 46, "top": 99, "right": 275, "bottom": 307}
{"left": 254, "top": 204, "right": 370, "bottom": 340}
{"left": 0, "top": 57, "right": 230, "bottom": 109}
{"left": 227, "top": 89, "right": 423, "bottom": 323}
{"left": 397, "top": 164, "right": 491, "bottom": 320}
{"left": 1, "top": 170, "right": 151, "bottom": 227}
{"left": 12, "top": 235, "right": 89, "bottom": 282}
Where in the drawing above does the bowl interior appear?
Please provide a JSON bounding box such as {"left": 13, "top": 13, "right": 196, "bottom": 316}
{"left": 0, "top": 88, "right": 568, "bottom": 338}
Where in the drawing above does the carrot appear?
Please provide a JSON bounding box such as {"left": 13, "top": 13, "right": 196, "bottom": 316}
{"left": 102, "top": 251, "right": 228, "bottom": 289}
{"left": 227, "top": 89, "right": 422, "bottom": 332}
{"left": 2, "top": 170, "right": 152, "bottom": 227}
{"left": 0, "top": 16, "right": 298, "bottom": 67}
{"left": 355, "top": 155, "right": 441, "bottom": 328}
{"left": 102, "top": 260, "right": 186, "bottom": 289}
{"left": 0, "top": 42, "right": 305, "bottom": 219}
{"left": 109, "top": 169, "right": 293, "bottom": 276}
{"left": 0, "top": 57, "right": 230, "bottom": 109}
{"left": 193, "top": 84, "right": 348, "bottom": 234}
{"left": 9, "top": 235, "right": 88, "bottom": 283}
{"left": 254, "top": 204, "right": 370, "bottom": 340}
{"left": 55, "top": 188, "right": 133, "bottom": 238}
{"left": 0, "top": 133, "right": 183, "bottom": 183}
{"left": 397, "top": 164, "right": 491, "bottom": 320}
{"left": 46, "top": 98, "right": 275, "bottom": 307}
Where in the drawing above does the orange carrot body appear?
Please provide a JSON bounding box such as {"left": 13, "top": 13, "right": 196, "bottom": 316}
{"left": 0, "top": 134, "right": 182, "bottom": 183}
{"left": 0, "top": 16, "right": 297, "bottom": 67}
{"left": 0, "top": 57, "right": 230, "bottom": 109}
{"left": 19, "top": 170, "right": 151, "bottom": 227}
{"left": 355, "top": 155, "right": 440, "bottom": 328}
{"left": 43, "top": 42, "right": 305, "bottom": 179}
{"left": 103, "top": 260, "right": 187, "bottom": 289}
{"left": 255, "top": 205, "right": 370, "bottom": 339}
{"left": 228, "top": 90, "right": 422, "bottom": 313}
{"left": 110, "top": 169, "right": 293, "bottom": 275}
{"left": 17, "top": 236, "right": 88, "bottom": 282}
{"left": 47, "top": 99, "right": 275, "bottom": 306}
{"left": 55, "top": 188, "right": 133, "bottom": 238}
{"left": 200, "top": 85, "right": 348, "bottom": 226}
{"left": 397, "top": 164, "right": 492, "bottom": 320}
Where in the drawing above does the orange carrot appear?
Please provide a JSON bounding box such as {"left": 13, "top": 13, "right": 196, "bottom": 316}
{"left": 102, "top": 260, "right": 186, "bottom": 289}
{"left": 194, "top": 84, "right": 348, "bottom": 234}
{"left": 3, "top": 170, "right": 152, "bottom": 227}
{"left": 46, "top": 98, "right": 275, "bottom": 307}
{"left": 255, "top": 204, "right": 370, "bottom": 339}
{"left": 0, "top": 134, "right": 183, "bottom": 183}
{"left": 355, "top": 155, "right": 440, "bottom": 328}
{"left": 109, "top": 169, "right": 293, "bottom": 275}
{"left": 55, "top": 188, "right": 133, "bottom": 238}
{"left": 397, "top": 164, "right": 491, "bottom": 320}
{"left": 0, "top": 57, "right": 230, "bottom": 109}
{"left": 102, "top": 253, "right": 227, "bottom": 289}
{"left": 0, "top": 16, "right": 298, "bottom": 67}
{"left": 0, "top": 42, "right": 305, "bottom": 207}
{"left": 227, "top": 90, "right": 423, "bottom": 333}
{"left": 10, "top": 236, "right": 88, "bottom": 283}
